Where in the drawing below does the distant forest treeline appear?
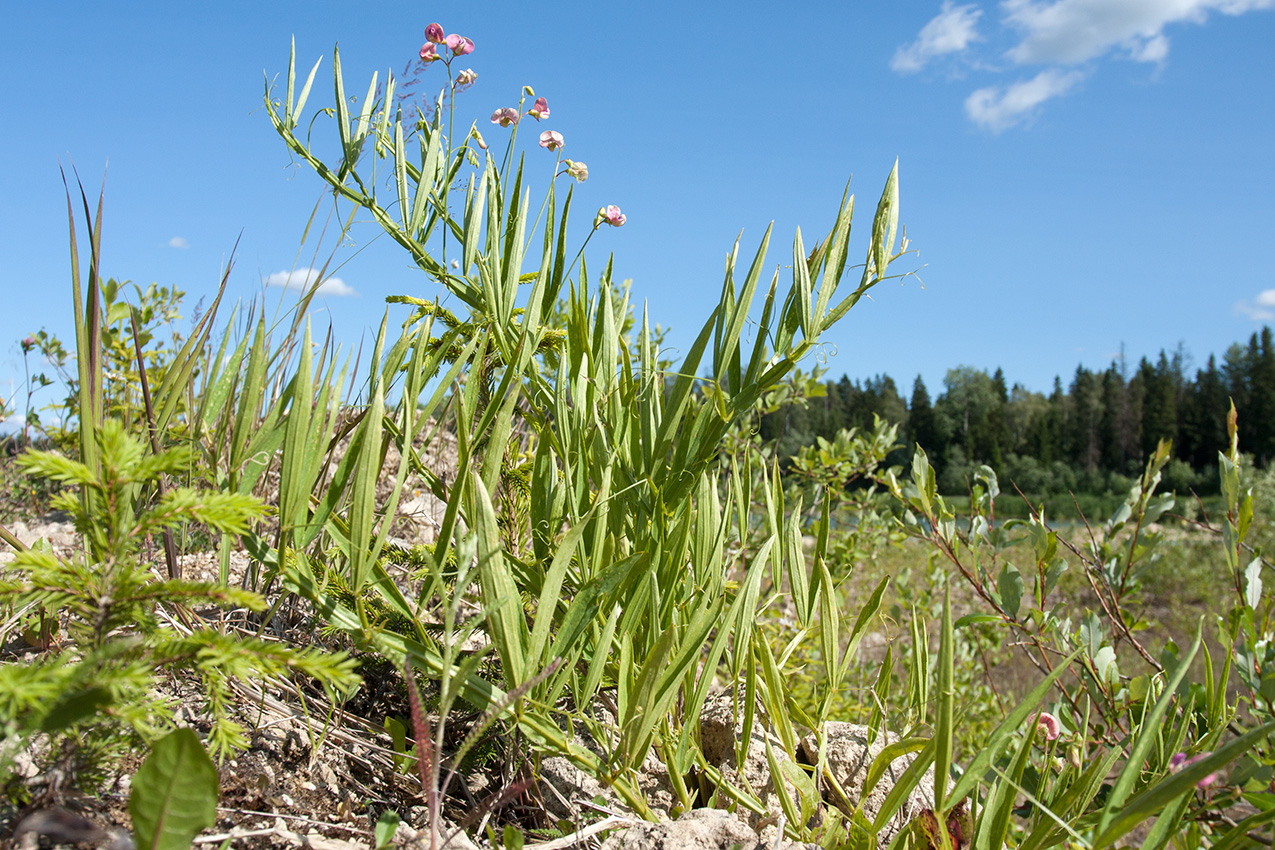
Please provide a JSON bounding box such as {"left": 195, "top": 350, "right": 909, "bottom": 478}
{"left": 762, "top": 327, "right": 1275, "bottom": 497}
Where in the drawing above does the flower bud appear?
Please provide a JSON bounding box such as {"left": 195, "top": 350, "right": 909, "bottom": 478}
{"left": 1034, "top": 712, "right": 1061, "bottom": 741}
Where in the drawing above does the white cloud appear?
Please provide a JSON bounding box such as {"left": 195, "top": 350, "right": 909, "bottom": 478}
{"left": 1003, "top": 0, "right": 1275, "bottom": 66}
{"left": 964, "top": 68, "right": 1085, "bottom": 131}
{"left": 168, "top": 236, "right": 189, "bottom": 249}
{"left": 1237, "top": 289, "right": 1275, "bottom": 320}
{"left": 263, "top": 268, "right": 356, "bottom": 297}
{"left": 892, "top": 1, "right": 985, "bottom": 72}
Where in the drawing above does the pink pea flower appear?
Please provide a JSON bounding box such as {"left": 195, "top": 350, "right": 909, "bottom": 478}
{"left": 1170, "top": 752, "right": 1221, "bottom": 790}
{"left": 1034, "top": 712, "right": 1061, "bottom": 741}
{"left": 419, "top": 43, "right": 439, "bottom": 64}
{"left": 21, "top": 336, "right": 37, "bottom": 353}
{"left": 455, "top": 68, "right": 477, "bottom": 88}
{"left": 528, "top": 97, "right": 550, "bottom": 120}
{"left": 446, "top": 34, "right": 474, "bottom": 55}
{"left": 565, "top": 160, "right": 588, "bottom": 182}
{"left": 538, "top": 130, "right": 564, "bottom": 152}
{"left": 604, "top": 205, "right": 626, "bottom": 227}
{"left": 425, "top": 23, "right": 445, "bottom": 44}
{"left": 491, "top": 108, "right": 520, "bottom": 127}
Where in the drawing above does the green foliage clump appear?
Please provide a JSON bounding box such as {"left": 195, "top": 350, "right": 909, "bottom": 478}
{"left": 0, "top": 420, "right": 358, "bottom": 794}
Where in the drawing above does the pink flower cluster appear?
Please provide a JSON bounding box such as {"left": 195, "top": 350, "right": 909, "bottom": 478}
{"left": 419, "top": 22, "right": 474, "bottom": 64}
{"left": 1170, "top": 752, "right": 1221, "bottom": 791}
{"left": 490, "top": 96, "right": 551, "bottom": 130}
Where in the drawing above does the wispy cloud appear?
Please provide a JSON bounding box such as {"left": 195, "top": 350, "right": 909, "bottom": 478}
{"left": 895, "top": 0, "right": 1274, "bottom": 131}
{"left": 1003, "top": 0, "right": 1275, "bottom": 66}
{"left": 263, "top": 268, "right": 356, "bottom": 297}
{"left": 1236, "top": 289, "right": 1275, "bottom": 321}
{"left": 891, "top": 1, "right": 984, "bottom": 73}
{"left": 965, "top": 68, "right": 1085, "bottom": 132}
{"left": 168, "top": 236, "right": 189, "bottom": 249}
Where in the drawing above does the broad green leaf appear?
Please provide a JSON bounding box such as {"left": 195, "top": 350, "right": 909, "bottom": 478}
{"left": 128, "top": 728, "right": 219, "bottom": 850}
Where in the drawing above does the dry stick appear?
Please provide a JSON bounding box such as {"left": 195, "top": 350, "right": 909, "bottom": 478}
{"left": 129, "top": 309, "right": 180, "bottom": 581}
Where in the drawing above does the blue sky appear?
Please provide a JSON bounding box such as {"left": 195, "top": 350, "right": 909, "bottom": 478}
{"left": 3, "top": 0, "right": 1274, "bottom": 418}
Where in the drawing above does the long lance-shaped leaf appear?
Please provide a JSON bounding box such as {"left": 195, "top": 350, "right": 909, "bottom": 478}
{"left": 229, "top": 316, "right": 268, "bottom": 488}
{"left": 153, "top": 252, "right": 233, "bottom": 439}
{"left": 526, "top": 507, "right": 594, "bottom": 668}
{"left": 816, "top": 555, "right": 841, "bottom": 715}
{"left": 374, "top": 71, "right": 394, "bottom": 151}
{"left": 947, "top": 647, "right": 1084, "bottom": 804}
{"left": 823, "top": 162, "right": 899, "bottom": 331}
{"left": 61, "top": 169, "right": 104, "bottom": 516}
{"left": 792, "top": 225, "right": 813, "bottom": 341}
{"left": 836, "top": 574, "right": 890, "bottom": 685}
{"left": 868, "top": 158, "right": 899, "bottom": 290}
{"left": 742, "top": 269, "right": 780, "bottom": 400}
{"left": 285, "top": 42, "right": 322, "bottom": 130}
{"left": 754, "top": 628, "right": 797, "bottom": 756}
{"left": 332, "top": 46, "right": 353, "bottom": 179}
{"left": 716, "top": 223, "right": 772, "bottom": 392}
{"left": 410, "top": 128, "right": 442, "bottom": 235}
{"left": 352, "top": 70, "right": 378, "bottom": 154}
{"left": 647, "top": 306, "right": 720, "bottom": 481}
{"left": 621, "top": 594, "right": 723, "bottom": 773}
{"left": 346, "top": 313, "right": 389, "bottom": 592}
{"left": 471, "top": 473, "right": 530, "bottom": 686}
{"left": 812, "top": 183, "right": 854, "bottom": 327}
{"left": 872, "top": 736, "right": 936, "bottom": 835}
{"left": 285, "top": 37, "right": 297, "bottom": 125}
{"left": 683, "top": 542, "right": 771, "bottom": 745}
{"left": 277, "top": 318, "right": 315, "bottom": 543}
{"left": 1095, "top": 620, "right": 1203, "bottom": 836}
{"left": 463, "top": 169, "right": 487, "bottom": 275}
{"left": 934, "top": 579, "right": 955, "bottom": 817}
{"left": 713, "top": 239, "right": 737, "bottom": 373}
{"left": 194, "top": 303, "right": 242, "bottom": 432}
{"left": 394, "top": 121, "right": 410, "bottom": 229}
